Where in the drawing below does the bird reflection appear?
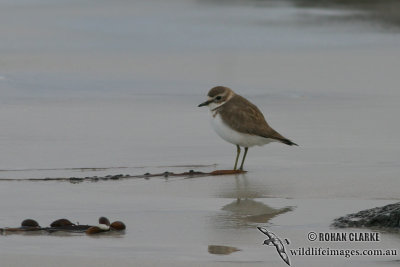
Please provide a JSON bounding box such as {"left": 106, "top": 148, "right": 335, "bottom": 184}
{"left": 213, "top": 174, "right": 293, "bottom": 229}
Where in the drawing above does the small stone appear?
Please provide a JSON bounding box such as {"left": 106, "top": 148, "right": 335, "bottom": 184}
{"left": 21, "top": 219, "right": 39, "bottom": 228}
{"left": 99, "top": 217, "right": 110, "bottom": 226}
{"left": 110, "top": 221, "right": 126, "bottom": 231}
{"left": 86, "top": 226, "right": 104, "bottom": 235}
{"left": 50, "top": 218, "right": 74, "bottom": 227}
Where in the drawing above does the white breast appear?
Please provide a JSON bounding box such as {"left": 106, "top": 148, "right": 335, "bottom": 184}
{"left": 210, "top": 113, "right": 275, "bottom": 147}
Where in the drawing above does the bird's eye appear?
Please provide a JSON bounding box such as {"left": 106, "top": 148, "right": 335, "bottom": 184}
{"left": 215, "top": 96, "right": 222, "bottom": 100}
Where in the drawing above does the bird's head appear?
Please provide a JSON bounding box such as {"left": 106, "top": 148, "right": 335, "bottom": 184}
{"left": 198, "top": 86, "right": 234, "bottom": 110}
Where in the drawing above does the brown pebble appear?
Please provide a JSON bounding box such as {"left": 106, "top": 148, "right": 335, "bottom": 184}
{"left": 208, "top": 245, "right": 241, "bottom": 255}
{"left": 86, "top": 226, "right": 107, "bottom": 235}
{"left": 110, "top": 221, "right": 126, "bottom": 231}
{"left": 21, "top": 219, "right": 39, "bottom": 228}
{"left": 50, "top": 218, "right": 74, "bottom": 227}
{"left": 99, "top": 217, "right": 110, "bottom": 226}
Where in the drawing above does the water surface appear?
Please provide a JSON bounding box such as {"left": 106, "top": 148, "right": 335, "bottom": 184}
{"left": 1, "top": 0, "right": 399, "bottom": 266}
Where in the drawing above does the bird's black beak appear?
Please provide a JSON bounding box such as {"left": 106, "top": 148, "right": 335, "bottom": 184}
{"left": 198, "top": 100, "right": 212, "bottom": 107}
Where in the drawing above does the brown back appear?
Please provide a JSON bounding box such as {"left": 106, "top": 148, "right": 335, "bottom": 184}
{"left": 218, "top": 94, "right": 293, "bottom": 144}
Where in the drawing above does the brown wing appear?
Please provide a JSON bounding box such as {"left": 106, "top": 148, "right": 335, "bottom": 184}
{"left": 219, "top": 95, "right": 297, "bottom": 146}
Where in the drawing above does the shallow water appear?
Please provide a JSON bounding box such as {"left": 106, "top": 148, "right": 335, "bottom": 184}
{"left": 0, "top": 0, "right": 399, "bottom": 266}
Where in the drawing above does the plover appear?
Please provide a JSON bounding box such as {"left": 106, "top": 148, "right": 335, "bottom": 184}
{"left": 198, "top": 86, "right": 297, "bottom": 170}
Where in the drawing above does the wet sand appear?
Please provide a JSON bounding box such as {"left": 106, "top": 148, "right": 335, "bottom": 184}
{"left": 0, "top": 171, "right": 398, "bottom": 267}
{"left": 1, "top": 92, "right": 399, "bottom": 267}
{"left": 1, "top": 0, "right": 400, "bottom": 266}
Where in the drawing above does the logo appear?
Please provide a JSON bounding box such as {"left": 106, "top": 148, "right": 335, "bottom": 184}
{"left": 257, "top": 227, "right": 291, "bottom": 266}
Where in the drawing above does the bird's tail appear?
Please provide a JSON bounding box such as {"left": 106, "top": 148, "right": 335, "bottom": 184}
{"left": 276, "top": 138, "right": 298, "bottom": 146}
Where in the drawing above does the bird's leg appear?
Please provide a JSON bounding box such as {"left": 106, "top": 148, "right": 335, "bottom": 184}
{"left": 233, "top": 145, "right": 241, "bottom": 170}
{"left": 239, "top": 147, "right": 248, "bottom": 170}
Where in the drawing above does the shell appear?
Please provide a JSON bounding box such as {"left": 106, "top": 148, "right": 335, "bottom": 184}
{"left": 86, "top": 226, "right": 104, "bottom": 235}
{"left": 97, "top": 224, "right": 110, "bottom": 231}
{"left": 21, "top": 219, "right": 39, "bottom": 228}
{"left": 50, "top": 218, "right": 74, "bottom": 227}
{"left": 98, "top": 217, "right": 110, "bottom": 226}
{"left": 110, "top": 221, "right": 126, "bottom": 231}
